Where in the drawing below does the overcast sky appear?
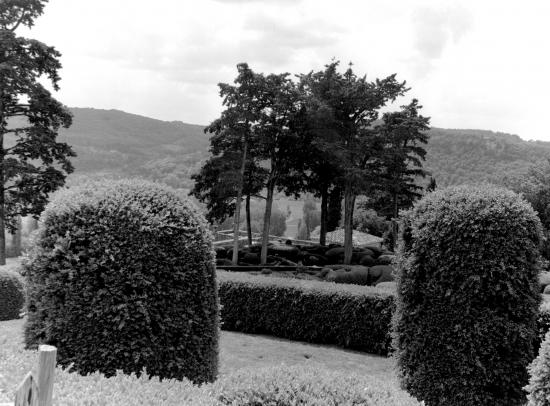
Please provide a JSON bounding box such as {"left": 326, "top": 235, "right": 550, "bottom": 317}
{"left": 22, "top": 0, "right": 550, "bottom": 141}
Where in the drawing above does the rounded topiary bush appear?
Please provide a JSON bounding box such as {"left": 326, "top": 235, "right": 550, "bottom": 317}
{"left": 0, "top": 268, "right": 24, "bottom": 320}
{"left": 393, "top": 185, "right": 543, "bottom": 406}
{"left": 23, "top": 179, "right": 219, "bottom": 383}
{"left": 526, "top": 330, "right": 550, "bottom": 406}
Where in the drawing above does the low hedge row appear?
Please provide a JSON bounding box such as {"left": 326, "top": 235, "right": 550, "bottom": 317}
{"left": 219, "top": 271, "right": 550, "bottom": 356}
{"left": 217, "top": 271, "right": 395, "bottom": 355}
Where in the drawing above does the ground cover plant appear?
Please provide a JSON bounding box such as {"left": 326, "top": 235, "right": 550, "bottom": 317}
{"left": 393, "top": 185, "right": 543, "bottom": 406}
{"left": 23, "top": 179, "right": 219, "bottom": 383}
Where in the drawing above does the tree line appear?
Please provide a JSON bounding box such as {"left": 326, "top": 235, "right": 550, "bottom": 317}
{"left": 191, "top": 61, "right": 431, "bottom": 265}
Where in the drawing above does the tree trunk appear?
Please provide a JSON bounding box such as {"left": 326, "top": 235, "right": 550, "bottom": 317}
{"left": 343, "top": 184, "right": 356, "bottom": 265}
{"left": 393, "top": 192, "right": 399, "bottom": 219}
{"left": 29, "top": 217, "right": 39, "bottom": 232}
{"left": 319, "top": 184, "right": 328, "bottom": 246}
{"left": 0, "top": 96, "right": 5, "bottom": 265}
{"left": 327, "top": 186, "right": 343, "bottom": 232}
{"left": 11, "top": 215, "right": 21, "bottom": 257}
{"left": 232, "top": 141, "right": 248, "bottom": 265}
{"left": 246, "top": 194, "right": 252, "bottom": 246}
{"left": 260, "top": 179, "right": 275, "bottom": 264}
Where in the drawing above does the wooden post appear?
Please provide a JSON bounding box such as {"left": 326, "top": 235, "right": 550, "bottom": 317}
{"left": 14, "top": 372, "right": 38, "bottom": 406}
{"left": 37, "top": 345, "right": 56, "bottom": 406}
{"left": 1, "top": 346, "right": 57, "bottom": 406}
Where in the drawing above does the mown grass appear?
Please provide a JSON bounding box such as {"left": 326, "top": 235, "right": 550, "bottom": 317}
{"left": 1, "top": 317, "right": 399, "bottom": 403}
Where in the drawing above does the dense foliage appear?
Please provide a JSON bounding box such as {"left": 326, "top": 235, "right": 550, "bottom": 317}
{"left": 526, "top": 330, "right": 550, "bottom": 406}
{"left": 0, "top": 0, "right": 75, "bottom": 263}
{"left": 218, "top": 271, "right": 395, "bottom": 355}
{"left": 424, "top": 128, "right": 550, "bottom": 187}
{"left": 23, "top": 179, "right": 219, "bottom": 383}
{"left": 393, "top": 185, "right": 543, "bottom": 406}
{"left": 0, "top": 268, "right": 24, "bottom": 320}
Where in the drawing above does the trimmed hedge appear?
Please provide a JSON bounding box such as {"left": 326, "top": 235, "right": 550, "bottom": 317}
{"left": 218, "top": 271, "right": 395, "bottom": 355}
{"left": 393, "top": 185, "right": 543, "bottom": 406}
{"left": 23, "top": 179, "right": 219, "bottom": 383}
{"left": 0, "top": 269, "right": 24, "bottom": 321}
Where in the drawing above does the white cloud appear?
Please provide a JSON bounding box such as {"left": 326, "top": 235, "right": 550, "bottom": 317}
{"left": 19, "top": 0, "right": 550, "bottom": 141}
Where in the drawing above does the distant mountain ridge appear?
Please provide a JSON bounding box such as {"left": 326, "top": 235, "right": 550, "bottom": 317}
{"left": 53, "top": 107, "right": 550, "bottom": 189}
{"left": 57, "top": 108, "right": 210, "bottom": 188}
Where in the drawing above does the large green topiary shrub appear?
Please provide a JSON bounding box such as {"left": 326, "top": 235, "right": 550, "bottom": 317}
{"left": 526, "top": 330, "right": 550, "bottom": 406}
{"left": 23, "top": 179, "right": 219, "bottom": 383}
{"left": 393, "top": 185, "right": 543, "bottom": 406}
{"left": 0, "top": 268, "right": 24, "bottom": 320}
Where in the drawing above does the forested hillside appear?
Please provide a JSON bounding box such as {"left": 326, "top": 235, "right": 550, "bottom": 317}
{"left": 57, "top": 108, "right": 209, "bottom": 188}
{"left": 48, "top": 108, "right": 550, "bottom": 189}
{"left": 424, "top": 128, "right": 550, "bottom": 187}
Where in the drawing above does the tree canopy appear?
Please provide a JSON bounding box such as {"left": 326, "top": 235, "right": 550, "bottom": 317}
{"left": 0, "top": 0, "right": 75, "bottom": 263}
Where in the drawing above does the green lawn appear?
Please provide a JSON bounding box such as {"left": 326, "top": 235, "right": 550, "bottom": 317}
{"left": 0, "top": 318, "right": 398, "bottom": 402}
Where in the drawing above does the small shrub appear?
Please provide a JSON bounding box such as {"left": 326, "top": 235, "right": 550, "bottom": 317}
{"left": 526, "top": 330, "right": 550, "bottom": 406}
{"left": 213, "top": 365, "right": 420, "bottom": 406}
{"left": 0, "top": 269, "right": 24, "bottom": 321}
{"left": 393, "top": 185, "right": 543, "bottom": 406}
{"left": 218, "top": 271, "right": 394, "bottom": 354}
{"left": 23, "top": 179, "right": 219, "bottom": 383}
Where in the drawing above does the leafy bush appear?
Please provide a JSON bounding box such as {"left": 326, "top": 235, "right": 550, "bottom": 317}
{"left": 23, "top": 179, "right": 219, "bottom": 383}
{"left": 393, "top": 185, "right": 543, "bottom": 406}
{"left": 0, "top": 269, "right": 24, "bottom": 321}
{"left": 526, "top": 330, "right": 550, "bottom": 406}
{"left": 213, "top": 365, "right": 420, "bottom": 406}
{"left": 218, "top": 271, "right": 394, "bottom": 355}
{"left": 353, "top": 207, "right": 389, "bottom": 237}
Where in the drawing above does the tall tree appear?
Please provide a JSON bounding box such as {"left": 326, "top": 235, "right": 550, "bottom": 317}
{"left": 371, "top": 99, "right": 430, "bottom": 219}
{"left": 203, "top": 63, "right": 267, "bottom": 264}
{"left": 256, "top": 72, "right": 303, "bottom": 264}
{"left": 0, "top": 0, "right": 75, "bottom": 264}
{"left": 300, "top": 61, "right": 407, "bottom": 264}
